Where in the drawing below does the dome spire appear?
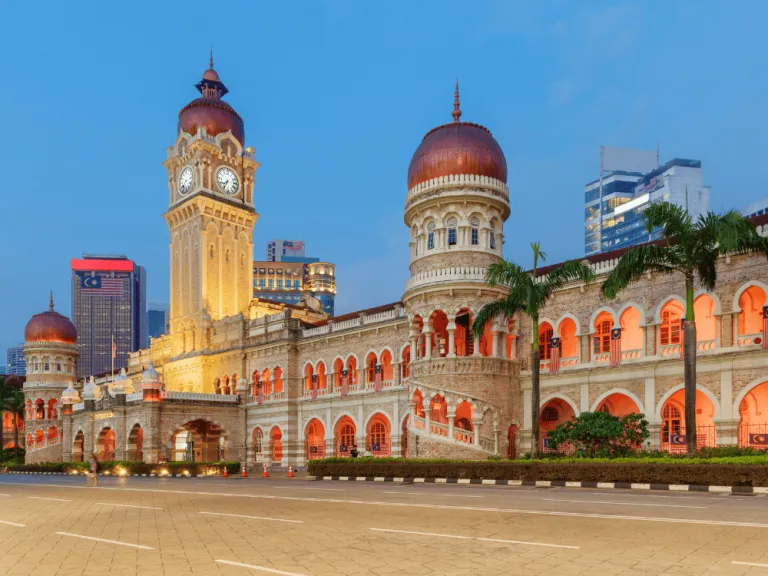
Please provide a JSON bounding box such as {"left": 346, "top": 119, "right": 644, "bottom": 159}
{"left": 452, "top": 80, "right": 462, "bottom": 123}
{"left": 49, "top": 290, "right": 54, "bottom": 311}
{"left": 209, "top": 47, "right": 214, "bottom": 70}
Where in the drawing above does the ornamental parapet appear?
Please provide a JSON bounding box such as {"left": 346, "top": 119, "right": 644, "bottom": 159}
{"left": 302, "top": 306, "right": 407, "bottom": 338}
{"left": 410, "top": 356, "right": 519, "bottom": 378}
{"left": 405, "top": 174, "right": 509, "bottom": 211}
{"left": 404, "top": 266, "right": 488, "bottom": 293}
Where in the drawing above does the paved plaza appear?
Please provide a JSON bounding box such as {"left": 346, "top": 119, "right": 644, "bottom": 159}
{"left": 1, "top": 476, "right": 768, "bottom": 574}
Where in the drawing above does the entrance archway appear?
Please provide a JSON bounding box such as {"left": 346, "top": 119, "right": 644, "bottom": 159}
{"left": 305, "top": 419, "right": 326, "bottom": 460}
{"left": 335, "top": 416, "right": 356, "bottom": 456}
{"left": 540, "top": 398, "right": 576, "bottom": 452}
{"left": 96, "top": 427, "right": 115, "bottom": 461}
{"left": 270, "top": 426, "right": 283, "bottom": 463}
{"left": 170, "top": 419, "right": 225, "bottom": 462}
{"left": 366, "top": 413, "right": 391, "bottom": 457}
{"left": 127, "top": 424, "right": 144, "bottom": 461}
{"left": 596, "top": 392, "right": 641, "bottom": 418}
{"left": 660, "top": 389, "right": 716, "bottom": 451}
{"left": 252, "top": 427, "right": 264, "bottom": 462}
{"left": 73, "top": 431, "right": 84, "bottom": 462}
{"left": 738, "top": 381, "right": 768, "bottom": 447}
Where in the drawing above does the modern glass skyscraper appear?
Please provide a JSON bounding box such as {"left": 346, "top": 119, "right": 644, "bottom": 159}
{"left": 5, "top": 344, "right": 25, "bottom": 376}
{"left": 146, "top": 302, "right": 169, "bottom": 347}
{"left": 71, "top": 255, "right": 146, "bottom": 379}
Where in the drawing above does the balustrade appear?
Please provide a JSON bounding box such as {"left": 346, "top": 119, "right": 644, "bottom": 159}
{"left": 429, "top": 421, "right": 449, "bottom": 437}
{"left": 697, "top": 339, "right": 717, "bottom": 353}
{"left": 454, "top": 429, "right": 473, "bottom": 444}
{"left": 593, "top": 352, "right": 610, "bottom": 364}
{"left": 621, "top": 349, "right": 642, "bottom": 361}
{"left": 660, "top": 344, "right": 681, "bottom": 357}
{"left": 412, "top": 415, "right": 426, "bottom": 430}
{"left": 737, "top": 333, "right": 763, "bottom": 347}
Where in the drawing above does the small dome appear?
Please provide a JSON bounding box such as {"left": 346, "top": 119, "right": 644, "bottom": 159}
{"left": 140, "top": 362, "right": 163, "bottom": 391}
{"left": 407, "top": 83, "right": 507, "bottom": 189}
{"left": 110, "top": 368, "right": 134, "bottom": 395}
{"left": 82, "top": 376, "right": 102, "bottom": 401}
{"left": 24, "top": 294, "right": 77, "bottom": 344}
{"left": 178, "top": 55, "right": 244, "bottom": 146}
{"left": 61, "top": 383, "right": 80, "bottom": 405}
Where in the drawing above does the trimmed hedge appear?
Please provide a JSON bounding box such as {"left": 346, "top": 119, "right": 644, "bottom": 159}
{"left": 308, "top": 457, "right": 768, "bottom": 487}
{"left": 6, "top": 461, "right": 240, "bottom": 476}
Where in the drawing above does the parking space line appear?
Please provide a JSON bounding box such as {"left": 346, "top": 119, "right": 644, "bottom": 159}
{"left": 0, "top": 520, "right": 25, "bottom": 527}
{"left": 733, "top": 561, "right": 768, "bottom": 568}
{"left": 543, "top": 498, "right": 707, "bottom": 509}
{"left": 96, "top": 503, "right": 161, "bottom": 510}
{"left": 55, "top": 531, "right": 153, "bottom": 550}
{"left": 28, "top": 496, "right": 72, "bottom": 502}
{"left": 200, "top": 511, "right": 303, "bottom": 524}
{"left": 369, "top": 528, "right": 579, "bottom": 549}
{"left": 216, "top": 559, "right": 308, "bottom": 575}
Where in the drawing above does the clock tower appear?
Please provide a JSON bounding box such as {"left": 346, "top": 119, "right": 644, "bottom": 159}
{"left": 163, "top": 56, "right": 260, "bottom": 356}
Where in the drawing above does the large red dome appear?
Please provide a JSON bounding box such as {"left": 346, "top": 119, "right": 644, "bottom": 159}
{"left": 24, "top": 296, "right": 77, "bottom": 344}
{"left": 407, "top": 84, "right": 507, "bottom": 189}
{"left": 177, "top": 58, "right": 245, "bottom": 146}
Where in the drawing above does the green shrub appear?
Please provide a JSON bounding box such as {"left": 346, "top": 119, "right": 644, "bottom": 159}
{"left": 547, "top": 411, "right": 649, "bottom": 457}
{"left": 0, "top": 448, "right": 25, "bottom": 462}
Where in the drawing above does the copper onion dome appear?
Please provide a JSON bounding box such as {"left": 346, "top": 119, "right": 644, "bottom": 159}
{"left": 178, "top": 52, "right": 245, "bottom": 146}
{"left": 24, "top": 293, "right": 77, "bottom": 344}
{"left": 407, "top": 82, "right": 507, "bottom": 189}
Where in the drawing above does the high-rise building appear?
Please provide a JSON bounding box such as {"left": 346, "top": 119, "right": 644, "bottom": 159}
{"left": 146, "top": 302, "right": 169, "bottom": 347}
{"left": 267, "top": 239, "right": 305, "bottom": 262}
{"left": 5, "top": 344, "right": 26, "bottom": 376}
{"left": 255, "top": 241, "right": 336, "bottom": 315}
{"left": 585, "top": 147, "right": 710, "bottom": 255}
{"left": 71, "top": 255, "right": 146, "bottom": 378}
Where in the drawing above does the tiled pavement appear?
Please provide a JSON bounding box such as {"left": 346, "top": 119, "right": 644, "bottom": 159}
{"left": 1, "top": 476, "right": 768, "bottom": 575}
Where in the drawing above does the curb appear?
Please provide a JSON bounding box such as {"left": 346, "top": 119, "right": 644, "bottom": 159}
{"left": 310, "top": 476, "right": 768, "bottom": 494}
{"left": 2, "top": 471, "right": 219, "bottom": 478}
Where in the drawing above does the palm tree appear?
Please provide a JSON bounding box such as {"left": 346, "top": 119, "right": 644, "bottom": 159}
{"left": 0, "top": 375, "right": 9, "bottom": 452}
{"left": 473, "top": 242, "right": 595, "bottom": 457}
{"left": 4, "top": 390, "right": 25, "bottom": 457}
{"left": 602, "top": 201, "right": 768, "bottom": 456}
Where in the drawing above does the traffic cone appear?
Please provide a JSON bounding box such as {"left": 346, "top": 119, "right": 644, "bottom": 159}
{"left": 241, "top": 463, "right": 247, "bottom": 478}
{"left": 223, "top": 466, "right": 229, "bottom": 478}
{"left": 287, "top": 465, "right": 295, "bottom": 478}
{"left": 262, "top": 463, "right": 269, "bottom": 478}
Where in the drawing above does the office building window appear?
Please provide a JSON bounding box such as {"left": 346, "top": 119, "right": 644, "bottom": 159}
{"left": 277, "top": 280, "right": 282, "bottom": 289}
{"left": 268, "top": 280, "right": 273, "bottom": 288}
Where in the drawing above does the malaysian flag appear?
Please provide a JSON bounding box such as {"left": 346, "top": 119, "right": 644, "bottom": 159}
{"left": 549, "top": 338, "right": 560, "bottom": 375}
{"left": 310, "top": 374, "right": 318, "bottom": 399}
{"left": 610, "top": 328, "right": 622, "bottom": 367}
{"left": 762, "top": 306, "right": 768, "bottom": 350}
{"left": 81, "top": 275, "right": 124, "bottom": 296}
{"left": 374, "top": 364, "right": 382, "bottom": 393}
{"left": 340, "top": 369, "right": 349, "bottom": 397}
{"left": 256, "top": 381, "right": 263, "bottom": 405}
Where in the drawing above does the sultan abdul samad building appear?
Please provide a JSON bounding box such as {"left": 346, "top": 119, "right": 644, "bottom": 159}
{"left": 20, "top": 59, "right": 768, "bottom": 466}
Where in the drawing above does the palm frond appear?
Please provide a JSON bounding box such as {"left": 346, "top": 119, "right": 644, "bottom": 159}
{"left": 542, "top": 259, "right": 596, "bottom": 296}
{"left": 695, "top": 248, "right": 718, "bottom": 293}
{"left": 485, "top": 259, "right": 529, "bottom": 289}
{"left": 644, "top": 201, "right": 695, "bottom": 240}
{"left": 601, "top": 243, "right": 681, "bottom": 299}
{"left": 472, "top": 297, "right": 523, "bottom": 337}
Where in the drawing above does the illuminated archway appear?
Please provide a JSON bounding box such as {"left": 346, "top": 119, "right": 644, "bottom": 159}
{"left": 270, "top": 426, "right": 283, "bottom": 463}
{"left": 170, "top": 419, "right": 225, "bottom": 462}
{"left": 430, "top": 310, "right": 450, "bottom": 358}
{"left": 73, "top": 431, "right": 84, "bottom": 462}
{"left": 659, "top": 300, "right": 684, "bottom": 355}
{"left": 96, "top": 427, "right": 116, "bottom": 462}
{"left": 429, "top": 395, "right": 449, "bottom": 437}
{"left": 47, "top": 399, "right": 58, "bottom": 420}
{"left": 596, "top": 392, "right": 641, "bottom": 417}
{"left": 335, "top": 416, "right": 356, "bottom": 456}
{"left": 538, "top": 322, "right": 554, "bottom": 363}
{"left": 305, "top": 419, "right": 326, "bottom": 460}
{"left": 304, "top": 363, "right": 314, "bottom": 392}
{"left": 366, "top": 413, "right": 391, "bottom": 457}
{"left": 380, "top": 349, "right": 393, "bottom": 382}
{"left": 454, "top": 308, "right": 474, "bottom": 356}
{"left": 737, "top": 285, "right": 767, "bottom": 345}
{"left": 540, "top": 397, "right": 576, "bottom": 451}
{"left": 620, "top": 306, "right": 643, "bottom": 357}
{"left": 454, "top": 401, "right": 474, "bottom": 444}
{"left": 365, "top": 352, "right": 378, "bottom": 385}
{"left": 252, "top": 427, "right": 264, "bottom": 462}
{"left": 127, "top": 423, "right": 143, "bottom": 461}
{"left": 738, "top": 380, "right": 768, "bottom": 447}
{"left": 694, "top": 294, "right": 717, "bottom": 350}
{"left": 593, "top": 311, "right": 614, "bottom": 360}
{"left": 558, "top": 317, "right": 578, "bottom": 362}
{"left": 660, "top": 389, "right": 716, "bottom": 451}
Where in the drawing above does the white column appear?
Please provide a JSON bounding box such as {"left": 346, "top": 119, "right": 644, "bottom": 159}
{"left": 720, "top": 365, "right": 734, "bottom": 420}
{"left": 447, "top": 321, "right": 456, "bottom": 357}
{"left": 447, "top": 407, "right": 455, "bottom": 441}
{"left": 410, "top": 336, "right": 418, "bottom": 360}
{"left": 423, "top": 327, "right": 433, "bottom": 360}
{"left": 491, "top": 330, "right": 499, "bottom": 358}
{"left": 580, "top": 383, "right": 589, "bottom": 413}
{"left": 644, "top": 377, "right": 656, "bottom": 423}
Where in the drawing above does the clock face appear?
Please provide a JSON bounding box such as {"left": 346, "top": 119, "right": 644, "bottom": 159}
{"left": 178, "top": 166, "right": 194, "bottom": 195}
{"left": 216, "top": 167, "right": 240, "bottom": 195}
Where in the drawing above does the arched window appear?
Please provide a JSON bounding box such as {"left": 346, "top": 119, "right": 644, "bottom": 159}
{"left": 660, "top": 301, "right": 684, "bottom": 345}
{"left": 738, "top": 286, "right": 767, "bottom": 335}
{"left": 412, "top": 226, "right": 419, "bottom": 256}
{"left": 694, "top": 295, "right": 717, "bottom": 342}
{"left": 490, "top": 220, "right": 498, "bottom": 250}
{"left": 470, "top": 216, "right": 480, "bottom": 246}
{"left": 558, "top": 318, "right": 578, "bottom": 358}
{"left": 47, "top": 399, "right": 57, "bottom": 420}
{"left": 538, "top": 323, "right": 554, "bottom": 360}
{"left": 446, "top": 216, "right": 458, "bottom": 246}
{"left": 620, "top": 307, "right": 643, "bottom": 351}
{"left": 593, "top": 311, "right": 613, "bottom": 354}
{"left": 427, "top": 221, "right": 435, "bottom": 250}
{"left": 662, "top": 403, "right": 682, "bottom": 443}
{"left": 401, "top": 346, "right": 411, "bottom": 378}
{"left": 542, "top": 406, "right": 559, "bottom": 422}
{"left": 35, "top": 399, "right": 45, "bottom": 420}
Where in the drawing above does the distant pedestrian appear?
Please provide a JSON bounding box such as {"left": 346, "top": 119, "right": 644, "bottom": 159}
{"left": 86, "top": 454, "right": 99, "bottom": 487}
{"left": 350, "top": 445, "right": 359, "bottom": 458}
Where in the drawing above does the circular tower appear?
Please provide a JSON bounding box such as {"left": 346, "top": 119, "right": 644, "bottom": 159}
{"left": 403, "top": 84, "right": 518, "bottom": 459}
{"left": 22, "top": 294, "right": 79, "bottom": 463}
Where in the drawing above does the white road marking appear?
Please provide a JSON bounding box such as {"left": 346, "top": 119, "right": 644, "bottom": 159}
{"left": 543, "top": 498, "right": 707, "bottom": 509}
{"left": 0, "top": 520, "right": 25, "bottom": 527}
{"left": 383, "top": 491, "right": 483, "bottom": 498}
{"left": 27, "top": 496, "right": 72, "bottom": 502}
{"left": 96, "top": 503, "right": 161, "bottom": 510}
{"left": 370, "top": 528, "right": 579, "bottom": 549}
{"left": 272, "top": 486, "right": 345, "bottom": 492}
{"left": 733, "top": 561, "right": 768, "bottom": 568}
{"left": 8, "top": 482, "right": 767, "bottom": 528}
{"left": 591, "top": 492, "right": 715, "bottom": 501}
{"left": 200, "top": 511, "right": 303, "bottom": 524}
{"left": 216, "top": 559, "right": 308, "bottom": 575}
{"left": 55, "top": 532, "right": 153, "bottom": 550}
{"left": 0, "top": 494, "right": 10, "bottom": 497}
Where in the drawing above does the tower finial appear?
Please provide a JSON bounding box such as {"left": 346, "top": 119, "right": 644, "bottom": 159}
{"left": 452, "top": 80, "right": 462, "bottom": 123}
{"left": 49, "top": 290, "right": 54, "bottom": 311}
{"left": 209, "top": 47, "right": 214, "bottom": 70}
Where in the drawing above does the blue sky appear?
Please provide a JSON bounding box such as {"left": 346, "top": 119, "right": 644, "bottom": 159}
{"left": 2, "top": 0, "right": 768, "bottom": 358}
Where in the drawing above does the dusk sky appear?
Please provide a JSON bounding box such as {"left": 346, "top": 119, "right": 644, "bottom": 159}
{"left": 2, "top": 0, "right": 768, "bottom": 359}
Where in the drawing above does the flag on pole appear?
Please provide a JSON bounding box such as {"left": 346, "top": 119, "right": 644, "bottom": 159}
{"left": 310, "top": 374, "right": 318, "bottom": 399}
{"left": 610, "top": 328, "right": 622, "bottom": 367}
{"left": 112, "top": 336, "right": 117, "bottom": 359}
{"left": 340, "top": 369, "right": 349, "bottom": 397}
{"left": 549, "top": 338, "right": 560, "bottom": 375}
{"left": 762, "top": 306, "right": 768, "bottom": 350}
{"left": 374, "top": 364, "right": 382, "bottom": 393}
{"left": 257, "top": 381, "right": 263, "bottom": 405}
